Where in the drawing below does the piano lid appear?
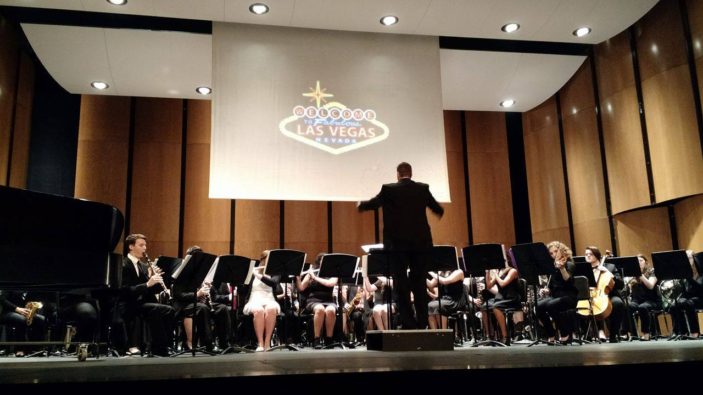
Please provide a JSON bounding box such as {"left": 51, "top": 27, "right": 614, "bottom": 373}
{"left": 0, "top": 186, "right": 124, "bottom": 289}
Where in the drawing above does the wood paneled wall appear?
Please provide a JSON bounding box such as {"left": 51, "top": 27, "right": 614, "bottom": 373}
{"left": 637, "top": 0, "right": 703, "bottom": 203}
{"left": 523, "top": 97, "right": 570, "bottom": 245}
{"left": 614, "top": 207, "right": 673, "bottom": 260}
{"left": 466, "top": 111, "right": 514, "bottom": 247}
{"left": 182, "top": 100, "right": 231, "bottom": 256}
{"left": 560, "top": 59, "right": 611, "bottom": 253}
{"left": 0, "top": 17, "right": 34, "bottom": 189}
{"left": 234, "top": 200, "right": 280, "bottom": 260}
{"left": 332, "top": 202, "right": 375, "bottom": 256}
{"left": 675, "top": 194, "right": 703, "bottom": 251}
{"left": 595, "top": 31, "right": 651, "bottom": 214}
{"left": 284, "top": 201, "right": 328, "bottom": 261}
{"left": 428, "top": 111, "right": 469, "bottom": 248}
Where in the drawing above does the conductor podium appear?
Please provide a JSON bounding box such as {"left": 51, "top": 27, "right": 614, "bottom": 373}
{"left": 366, "top": 329, "right": 454, "bottom": 351}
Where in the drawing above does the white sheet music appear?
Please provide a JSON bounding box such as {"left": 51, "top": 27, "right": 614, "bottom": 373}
{"left": 171, "top": 254, "right": 192, "bottom": 279}
{"left": 203, "top": 257, "right": 219, "bottom": 284}
{"left": 244, "top": 259, "right": 256, "bottom": 285}
{"left": 361, "top": 243, "right": 383, "bottom": 253}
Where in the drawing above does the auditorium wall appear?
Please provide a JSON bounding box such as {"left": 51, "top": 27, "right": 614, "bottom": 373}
{"left": 523, "top": 0, "right": 703, "bottom": 255}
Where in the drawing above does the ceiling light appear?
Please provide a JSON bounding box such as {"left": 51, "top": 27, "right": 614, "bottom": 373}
{"left": 380, "top": 16, "right": 399, "bottom": 26}
{"left": 106, "top": 0, "right": 128, "bottom": 5}
{"left": 573, "top": 27, "right": 591, "bottom": 38}
{"left": 249, "top": 3, "right": 269, "bottom": 15}
{"left": 500, "top": 99, "right": 515, "bottom": 108}
{"left": 196, "top": 86, "right": 212, "bottom": 95}
{"left": 501, "top": 23, "right": 520, "bottom": 33}
{"left": 91, "top": 81, "right": 109, "bottom": 90}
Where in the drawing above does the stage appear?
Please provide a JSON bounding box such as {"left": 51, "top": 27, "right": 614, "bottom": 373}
{"left": 1, "top": 340, "right": 702, "bottom": 389}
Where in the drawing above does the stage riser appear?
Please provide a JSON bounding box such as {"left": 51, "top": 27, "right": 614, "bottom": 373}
{"left": 366, "top": 329, "right": 454, "bottom": 351}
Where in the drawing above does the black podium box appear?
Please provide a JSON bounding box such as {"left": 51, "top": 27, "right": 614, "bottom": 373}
{"left": 366, "top": 329, "right": 454, "bottom": 351}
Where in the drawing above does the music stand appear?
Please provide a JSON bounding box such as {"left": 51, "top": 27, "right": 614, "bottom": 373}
{"left": 652, "top": 250, "right": 695, "bottom": 340}
{"left": 318, "top": 253, "right": 359, "bottom": 349}
{"left": 210, "top": 254, "right": 257, "bottom": 354}
{"left": 607, "top": 256, "right": 641, "bottom": 340}
{"left": 509, "top": 242, "right": 553, "bottom": 347}
{"left": 462, "top": 244, "right": 508, "bottom": 347}
{"left": 171, "top": 251, "right": 218, "bottom": 357}
{"left": 264, "top": 249, "right": 306, "bottom": 351}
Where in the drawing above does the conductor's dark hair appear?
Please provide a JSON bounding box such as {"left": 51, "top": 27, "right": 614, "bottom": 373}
{"left": 397, "top": 162, "right": 412, "bottom": 178}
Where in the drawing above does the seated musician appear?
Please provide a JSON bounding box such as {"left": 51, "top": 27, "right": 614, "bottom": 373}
{"left": 242, "top": 250, "right": 282, "bottom": 351}
{"left": 364, "top": 276, "right": 395, "bottom": 331}
{"left": 485, "top": 256, "right": 520, "bottom": 345}
{"left": 536, "top": 241, "right": 577, "bottom": 344}
{"left": 670, "top": 250, "right": 703, "bottom": 339}
{"left": 172, "top": 246, "right": 215, "bottom": 352}
{"left": 585, "top": 246, "right": 626, "bottom": 343}
{"left": 0, "top": 291, "right": 48, "bottom": 357}
{"left": 340, "top": 283, "right": 368, "bottom": 344}
{"left": 116, "top": 233, "right": 175, "bottom": 356}
{"left": 627, "top": 254, "right": 662, "bottom": 341}
{"left": 295, "top": 253, "right": 338, "bottom": 349}
{"left": 426, "top": 269, "right": 465, "bottom": 330}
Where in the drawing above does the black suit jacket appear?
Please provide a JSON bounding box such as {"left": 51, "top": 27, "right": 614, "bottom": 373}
{"left": 120, "top": 257, "right": 162, "bottom": 307}
{"left": 358, "top": 178, "right": 444, "bottom": 250}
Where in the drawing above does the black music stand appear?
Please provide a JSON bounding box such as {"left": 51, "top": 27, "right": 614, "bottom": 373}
{"left": 364, "top": 251, "right": 394, "bottom": 329}
{"left": 264, "top": 249, "right": 306, "bottom": 351}
{"left": 317, "top": 253, "right": 359, "bottom": 349}
{"left": 212, "top": 254, "right": 258, "bottom": 354}
{"left": 428, "top": 245, "right": 460, "bottom": 346}
{"left": 171, "top": 252, "right": 218, "bottom": 357}
{"left": 607, "top": 256, "right": 641, "bottom": 340}
{"left": 155, "top": 256, "right": 182, "bottom": 291}
{"left": 652, "top": 250, "right": 695, "bottom": 340}
{"left": 509, "top": 243, "right": 553, "bottom": 347}
{"left": 462, "top": 244, "right": 508, "bottom": 347}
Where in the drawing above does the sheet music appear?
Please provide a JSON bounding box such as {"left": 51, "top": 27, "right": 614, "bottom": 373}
{"left": 244, "top": 259, "right": 256, "bottom": 285}
{"left": 361, "top": 243, "right": 383, "bottom": 253}
{"left": 203, "top": 257, "right": 219, "bottom": 284}
{"left": 171, "top": 254, "right": 192, "bottom": 279}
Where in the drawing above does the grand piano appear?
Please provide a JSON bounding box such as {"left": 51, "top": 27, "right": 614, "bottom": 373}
{"left": 0, "top": 185, "right": 123, "bottom": 291}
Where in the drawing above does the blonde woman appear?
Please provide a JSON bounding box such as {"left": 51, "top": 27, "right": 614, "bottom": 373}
{"left": 535, "top": 241, "right": 577, "bottom": 344}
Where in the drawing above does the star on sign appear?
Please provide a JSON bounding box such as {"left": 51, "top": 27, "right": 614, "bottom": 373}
{"left": 302, "top": 81, "right": 334, "bottom": 108}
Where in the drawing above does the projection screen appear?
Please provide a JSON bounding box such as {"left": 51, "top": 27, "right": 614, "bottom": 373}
{"left": 210, "top": 23, "right": 450, "bottom": 202}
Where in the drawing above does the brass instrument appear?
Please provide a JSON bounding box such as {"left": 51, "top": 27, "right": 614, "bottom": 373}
{"left": 344, "top": 288, "right": 363, "bottom": 318}
{"left": 25, "top": 301, "right": 43, "bottom": 326}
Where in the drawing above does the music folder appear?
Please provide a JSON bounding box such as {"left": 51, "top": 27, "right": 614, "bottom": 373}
{"left": 212, "top": 255, "right": 258, "bottom": 286}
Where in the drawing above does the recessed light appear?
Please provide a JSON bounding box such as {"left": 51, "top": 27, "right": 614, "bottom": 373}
{"left": 196, "top": 86, "right": 212, "bottom": 95}
{"left": 249, "top": 3, "right": 269, "bottom": 15}
{"left": 91, "top": 81, "right": 109, "bottom": 90}
{"left": 501, "top": 23, "right": 520, "bottom": 33}
{"left": 500, "top": 99, "right": 515, "bottom": 108}
{"left": 380, "top": 15, "right": 399, "bottom": 26}
{"left": 106, "top": 0, "right": 127, "bottom": 5}
{"left": 573, "top": 27, "right": 591, "bottom": 38}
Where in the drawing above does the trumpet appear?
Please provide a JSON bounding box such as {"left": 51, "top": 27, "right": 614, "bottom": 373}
{"left": 25, "top": 301, "right": 43, "bottom": 326}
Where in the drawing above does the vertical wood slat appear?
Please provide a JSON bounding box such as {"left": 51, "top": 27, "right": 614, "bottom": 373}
{"left": 182, "top": 99, "right": 231, "bottom": 256}
{"left": 560, "top": 59, "right": 611, "bottom": 252}
{"left": 0, "top": 17, "right": 19, "bottom": 186}
{"left": 595, "top": 31, "right": 651, "bottom": 214}
{"left": 8, "top": 52, "right": 35, "bottom": 189}
{"left": 465, "top": 111, "right": 514, "bottom": 248}
{"left": 428, "top": 111, "right": 469, "bottom": 248}
{"left": 129, "top": 98, "right": 183, "bottom": 257}
{"left": 75, "top": 95, "right": 131, "bottom": 253}
{"left": 523, "top": 97, "right": 570, "bottom": 245}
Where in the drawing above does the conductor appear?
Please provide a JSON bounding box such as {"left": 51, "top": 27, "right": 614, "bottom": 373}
{"left": 358, "top": 162, "right": 444, "bottom": 329}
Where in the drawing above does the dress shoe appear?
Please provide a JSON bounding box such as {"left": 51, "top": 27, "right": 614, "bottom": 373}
{"left": 126, "top": 347, "right": 141, "bottom": 356}
{"left": 313, "top": 337, "right": 322, "bottom": 350}
{"left": 609, "top": 336, "right": 620, "bottom": 344}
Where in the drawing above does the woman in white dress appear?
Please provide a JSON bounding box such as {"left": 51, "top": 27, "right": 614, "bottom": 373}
{"left": 243, "top": 251, "right": 281, "bottom": 351}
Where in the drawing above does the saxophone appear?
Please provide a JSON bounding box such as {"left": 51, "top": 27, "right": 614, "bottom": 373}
{"left": 25, "top": 301, "right": 43, "bottom": 326}
{"left": 344, "top": 288, "right": 363, "bottom": 318}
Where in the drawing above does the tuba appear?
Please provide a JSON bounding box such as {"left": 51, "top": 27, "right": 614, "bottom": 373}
{"left": 25, "top": 301, "right": 43, "bottom": 326}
